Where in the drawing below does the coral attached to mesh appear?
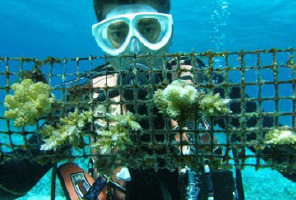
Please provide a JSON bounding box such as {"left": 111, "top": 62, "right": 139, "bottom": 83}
{"left": 40, "top": 109, "right": 93, "bottom": 151}
{"left": 154, "top": 79, "right": 231, "bottom": 125}
{"left": 265, "top": 127, "right": 296, "bottom": 146}
{"left": 92, "top": 111, "right": 142, "bottom": 154}
{"left": 4, "top": 79, "right": 55, "bottom": 127}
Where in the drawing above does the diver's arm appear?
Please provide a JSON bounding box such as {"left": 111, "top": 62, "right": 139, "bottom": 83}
{"left": 92, "top": 73, "right": 126, "bottom": 200}
{"left": 170, "top": 61, "right": 216, "bottom": 147}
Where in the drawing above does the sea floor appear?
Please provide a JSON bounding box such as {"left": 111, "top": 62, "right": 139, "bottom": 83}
{"left": 17, "top": 162, "right": 296, "bottom": 200}
{"left": 242, "top": 166, "right": 296, "bottom": 200}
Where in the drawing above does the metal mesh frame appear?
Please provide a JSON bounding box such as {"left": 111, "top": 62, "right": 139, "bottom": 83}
{"left": 0, "top": 48, "right": 295, "bottom": 172}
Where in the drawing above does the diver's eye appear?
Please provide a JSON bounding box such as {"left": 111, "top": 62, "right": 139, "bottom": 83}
{"left": 107, "top": 21, "right": 129, "bottom": 48}
{"left": 142, "top": 27, "right": 154, "bottom": 34}
{"left": 137, "top": 18, "right": 161, "bottom": 43}
{"left": 111, "top": 31, "right": 123, "bottom": 38}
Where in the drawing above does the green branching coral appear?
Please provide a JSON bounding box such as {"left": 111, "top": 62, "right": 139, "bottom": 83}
{"left": 4, "top": 79, "right": 55, "bottom": 127}
{"left": 154, "top": 79, "right": 231, "bottom": 125}
{"left": 92, "top": 111, "right": 141, "bottom": 154}
{"left": 40, "top": 109, "right": 93, "bottom": 151}
{"left": 265, "top": 127, "right": 296, "bottom": 146}
{"left": 199, "top": 93, "right": 231, "bottom": 117}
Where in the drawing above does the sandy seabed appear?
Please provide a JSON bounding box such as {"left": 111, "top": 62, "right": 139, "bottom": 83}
{"left": 17, "top": 165, "right": 296, "bottom": 200}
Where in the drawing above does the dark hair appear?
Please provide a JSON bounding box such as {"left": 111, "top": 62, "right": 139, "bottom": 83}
{"left": 93, "top": 0, "right": 171, "bottom": 22}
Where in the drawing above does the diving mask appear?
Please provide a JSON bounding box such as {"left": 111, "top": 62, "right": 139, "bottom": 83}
{"left": 92, "top": 12, "right": 173, "bottom": 56}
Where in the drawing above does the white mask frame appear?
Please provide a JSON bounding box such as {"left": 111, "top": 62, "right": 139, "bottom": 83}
{"left": 92, "top": 12, "right": 173, "bottom": 56}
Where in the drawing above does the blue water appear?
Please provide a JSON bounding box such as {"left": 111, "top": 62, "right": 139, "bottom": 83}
{"left": 0, "top": 0, "right": 295, "bottom": 58}
{"left": 0, "top": 0, "right": 296, "bottom": 199}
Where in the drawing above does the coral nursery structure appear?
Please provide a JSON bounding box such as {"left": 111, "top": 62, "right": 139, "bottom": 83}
{"left": 1, "top": 48, "right": 295, "bottom": 175}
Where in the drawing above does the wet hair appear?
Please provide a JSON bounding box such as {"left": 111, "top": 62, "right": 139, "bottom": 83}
{"left": 93, "top": 0, "right": 171, "bottom": 22}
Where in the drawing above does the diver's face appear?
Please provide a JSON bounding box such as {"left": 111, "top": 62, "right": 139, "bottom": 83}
{"left": 107, "top": 18, "right": 161, "bottom": 49}
{"left": 94, "top": 4, "right": 173, "bottom": 70}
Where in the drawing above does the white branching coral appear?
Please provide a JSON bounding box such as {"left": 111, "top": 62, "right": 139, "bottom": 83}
{"left": 154, "top": 80, "right": 201, "bottom": 122}
{"left": 154, "top": 80, "right": 231, "bottom": 125}
{"left": 40, "top": 109, "right": 93, "bottom": 151}
{"left": 265, "top": 127, "right": 296, "bottom": 145}
{"left": 4, "top": 79, "right": 55, "bottom": 127}
{"left": 92, "top": 111, "right": 141, "bottom": 154}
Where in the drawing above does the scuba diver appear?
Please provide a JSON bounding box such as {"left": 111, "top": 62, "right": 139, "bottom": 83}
{"left": 0, "top": 0, "right": 295, "bottom": 200}
{"left": 59, "top": 1, "right": 242, "bottom": 200}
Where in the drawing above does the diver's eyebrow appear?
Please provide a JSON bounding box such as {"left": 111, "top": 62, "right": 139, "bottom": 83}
{"left": 108, "top": 22, "right": 128, "bottom": 29}
{"left": 138, "top": 19, "right": 157, "bottom": 25}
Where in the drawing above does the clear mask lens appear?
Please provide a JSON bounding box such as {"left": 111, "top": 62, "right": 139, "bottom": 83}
{"left": 107, "top": 20, "right": 129, "bottom": 49}
{"left": 136, "top": 18, "right": 161, "bottom": 44}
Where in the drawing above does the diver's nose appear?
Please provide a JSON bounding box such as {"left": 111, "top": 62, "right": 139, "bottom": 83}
{"left": 130, "top": 37, "right": 141, "bottom": 53}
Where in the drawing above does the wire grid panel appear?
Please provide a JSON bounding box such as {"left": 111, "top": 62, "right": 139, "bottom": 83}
{"left": 0, "top": 48, "right": 295, "bottom": 172}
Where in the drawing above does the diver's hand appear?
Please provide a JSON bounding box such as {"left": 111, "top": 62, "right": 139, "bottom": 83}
{"left": 170, "top": 63, "right": 194, "bottom": 154}
{"left": 111, "top": 166, "right": 127, "bottom": 200}
{"left": 171, "top": 64, "right": 194, "bottom": 84}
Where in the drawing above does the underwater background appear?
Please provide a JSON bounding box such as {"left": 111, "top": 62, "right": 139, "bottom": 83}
{"left": 0, "top": 0, "right": 296, "bottom": 199}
